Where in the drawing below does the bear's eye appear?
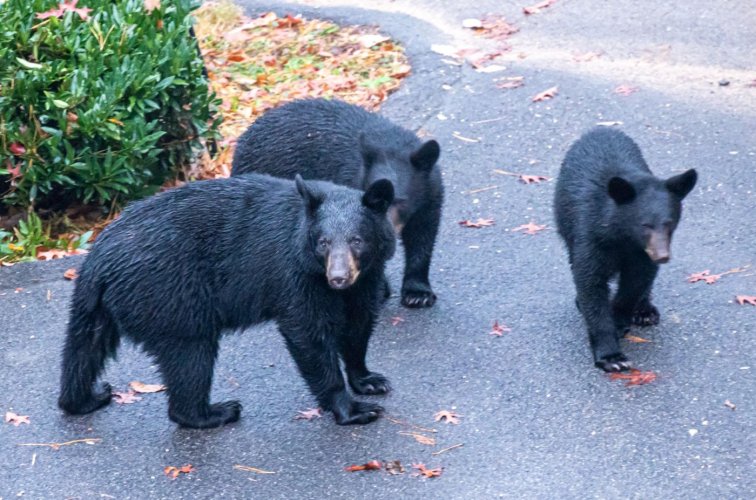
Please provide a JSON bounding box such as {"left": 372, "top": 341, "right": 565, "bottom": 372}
{"left": 317, "top": 237, "right": 330, "bottom": 249}
{"left": 642, "top": 223, "right": 654, "bottom": 230}
{"left": 349, "top": 237, "right": 363, "bottom": 248}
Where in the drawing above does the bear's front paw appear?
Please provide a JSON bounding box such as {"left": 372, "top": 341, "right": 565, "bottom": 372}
{"left": 401, "top": 283, "right": 436, "bottom": 308}
{"left": 349, "top": 372, "right": 391, "bottom": 395}
{"left": 595, "top": 353, "right": 632, "bottom": 372}
{"left": 59, "top": 382, "right": 113, "bottom": 415}
{"left": 632, "top": 302, "right": 660, "bottom": 327}
{"left": 333, "top": 400, "right": 383, "bottom": 425}
{"left": 170, "top": 400, "right": 243, "bottom": 429}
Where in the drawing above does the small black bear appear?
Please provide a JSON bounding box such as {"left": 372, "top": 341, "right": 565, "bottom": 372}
{"left": 554, "top": 127, "right": 697, "bottom": 372}
{"left": 58, "top": 173, "right": 396, "bottom": 428}
{"left": 231, "top": 98, "right": 443, "bottom": 308}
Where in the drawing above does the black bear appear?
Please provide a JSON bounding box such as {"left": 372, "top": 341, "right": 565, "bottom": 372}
{"left": 58, "top": 173, "right": 396, "bottom": 428}
{"left": 231, "top": 98, "right": 443, "bottom": 308}
{"left": 554, "top": 127, "right": 697, "bottom": 372}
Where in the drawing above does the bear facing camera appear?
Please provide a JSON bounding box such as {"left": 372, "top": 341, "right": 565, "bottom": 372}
{"left": 231, "top": 98, "right": 444, "bottom": 309}
{"left": 58, "top": 173, "right": 396, "bottom": 428}
{"left": 554, "top": 127, "right": 697, "bottom": 372}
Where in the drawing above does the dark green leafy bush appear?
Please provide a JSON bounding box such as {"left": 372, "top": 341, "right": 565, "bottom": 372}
{"left": 0, "top": 0, "right": 220, "bottom": 210}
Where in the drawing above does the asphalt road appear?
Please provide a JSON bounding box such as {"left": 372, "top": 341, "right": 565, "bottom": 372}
{"left": 1, "top": 1, "right": 754, "bottom": 498}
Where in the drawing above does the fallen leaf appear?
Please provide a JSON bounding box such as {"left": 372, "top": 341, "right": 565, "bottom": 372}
{"left": 385, "top": 460, "right": 405, "bottom": 475}
{"left": 614, "top": 85, "right": 639, "bottom": 96}
{"left": 735, "top": 295, "right": 756, "bottom": 306}
{"left": 5, "top": 412, "right": 30, "bottom": 426}
{"left": 523, "top": 0, "right": 558, "bottom": 15}
{"left": 9, "top": 142, "right": 26, "bottom": 155}
{"left": 113, "top": 391, "right": 142, "bottom": 404}
{"left": 390, "top": 316, "right": 405, "bottom": 326}
{"left": 496, "top": 76, "right": 525, "bottom": 90}
{"left": 724, "top": 400, "right": 736, "bottom": 410}
{"left": 475, "top": 15, "right": 519, "bottom": 43}
{"left": 164, "top": 464, "right": 194, "bottom": 479}
{"left": 572, "top": 51, "right": 602, "bottom": 62}
{"left": 233, "top": 464, "right": 276, "bottom": 474}
{"left": 294, "top": 407, "right": 323, "bottom": 420}
{"left": 532, "top": 86, "right": 558, "bottom": 102}
{"left": 459, "top": 218, "right": 495, "bottom": 228}
{"left": 129, "top": 381, "right": 167, "bottom": 393}
{"left": 143, "top": 0, "right": 160, "bottom": 13}
{"left": 359, "top": 34, "right": 390, "bottom": 48}
{"left": 344, "top": 460, "right": 382, "bottom": 472}
{"left": 687, "top": 266, "right": 749, "bottom": 284}
{"left": 512, "top": 222, "right": 547, "bottom": 235}
{"left": 412, "top": 463, "right": 443, "bottom": 478}
{"left": 6, "top": 162, "right": 22, "bottom": 179}
{"left": 399, "top": 431, "right": 436, "bottom": 445}
{"left": 490, "top": 320, "right": 511, "bottom": 337}
{"left": 63, "top": 268, "right": 78, "bottom": 280}
{"left": 434, "top": 410, "right": 461, "bottom": 425}
{"left": 624, "top": 334, "right": 652, "bottom": 343}
{"left": 609, "top": 369, "right": 657, "bottom": 386}
{"left": 476, "top": 64, "right": 507, "bottom": 73}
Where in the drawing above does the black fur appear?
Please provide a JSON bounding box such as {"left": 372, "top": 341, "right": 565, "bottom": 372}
{"left": 231, "top": 98, "right": 444, "bottom": 308}
{"left": 59, "top": 173, "right": 396, "bottom": 428}
{"left": 554, "top": 127, "right": 697, "bottom": 372}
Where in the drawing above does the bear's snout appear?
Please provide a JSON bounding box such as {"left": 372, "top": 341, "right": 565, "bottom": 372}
{"left": 645, "top": 230, "right": 671, "bottom": 264}
{"left": 326, "top": 250, "right": 360, "bottom": 289}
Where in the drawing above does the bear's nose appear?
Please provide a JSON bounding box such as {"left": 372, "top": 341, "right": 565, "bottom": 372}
{"left": 329, "top": 277, "right": 348, "bottom": 289}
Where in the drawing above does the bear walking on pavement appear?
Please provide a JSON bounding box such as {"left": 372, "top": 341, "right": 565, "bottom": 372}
{"left": 231, "top": 98, "right": 443, "bottom": 308}
{"left": 554, "top": 127, "right": 697, "bottom": 372}
{"left": 58, "top": 173, "right": 396, "bottom": 428}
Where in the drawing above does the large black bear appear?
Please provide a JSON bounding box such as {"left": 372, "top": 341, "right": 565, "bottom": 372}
{"left": 554, "top": 127, "right": 697, "bottom": 372}
{"left": 231, "top": 98, "right": 443, "bottom": 308}
{"left": 59, "top": 173, "right": 396, "bottom": 428}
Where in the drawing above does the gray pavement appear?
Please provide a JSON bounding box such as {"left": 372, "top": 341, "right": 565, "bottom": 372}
{"left": 2, "top": 0, "right": 755, "bottom": 498}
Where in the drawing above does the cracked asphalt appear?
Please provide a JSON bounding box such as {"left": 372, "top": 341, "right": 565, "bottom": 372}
{"left": 1, "top": 0, "right": 754, "bottom": 498}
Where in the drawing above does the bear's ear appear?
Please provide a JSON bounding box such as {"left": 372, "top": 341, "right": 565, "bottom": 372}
{"left": 362, "top": 179, "right": 394, "bottom": 214}
{"left": 410, "top": 140, "right": 440, "bottom": 171}
{"left": 295, "top": 174, "right": 323, "bottom": 213}
{"left": 665, "top": 169, "right": 697, "bottom": 199}
{"left": 607, "top": 177, "right": 636, "bottom": 204}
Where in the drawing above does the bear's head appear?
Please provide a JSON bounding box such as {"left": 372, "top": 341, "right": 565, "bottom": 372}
{"left": 607, "top": 168, "right": 698, "bottom": 263}
{"left": 359, "top": 134, "right": 441, "bottom": 234}
{"left": 296, "top": 175, "right": 396, "bottom": 290}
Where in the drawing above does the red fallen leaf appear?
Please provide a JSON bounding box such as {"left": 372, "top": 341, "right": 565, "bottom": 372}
{"left": 490, "top": 320, "right": 511, "bottom": 337}
{"left": 523, "top": 0, "right": 558, "bottom": 15}
{"left": 459, "top": 218, "right": 495, "bottom": 228}
{"left": 519, "top": 174, "right": 551, "bottom": 184}
{"left": 113, "top": 391, "right": 142, "bottom": 404}
{"left": 736, "top": 295, "right": 756, "bottom": 306}
{"left": 5, "top": 411, "right": 31, "bottom": 426}
{"left": 390, "top": 316, "right": 405, "bottom": 326}
{"left": 36, "top": 0, "right": 92, "bottom": 21}
{"left": 412, "top": 463, "right": 443, "bottom": 478}
{"left": 512, "top": 222, "right": 547, "bottom": 235}
{"left": 279, "top": 14, "right": 303, "bottom": 28}
{"left": 624, "top": 334, "right": 652, "bottom": 343}
{"left": 129, "top": 381, "right": 167, "bottom": 393}
{"left": 6, "top": 162, "right": 22, "bottom": 179}
{"left": 609, "top": 369, "right": 657, "bottom": 386}
{"left": 434, "top": 410, "right": 461, "bottom": 424}
{"left": 226, "top": 50, "right": 246, "bottom": 63}
{"left": 532, "top": 86, "right": 558, "bottom": 102}
{"left": 164, "top": 464, "right": 194, "bottom": 479}
{"left": 9, "top": 142, "right": 26, "bottom": 155}
{"left": 497, "top": 76, "right": 524, "bottom": 89}
{"left": 294, "top": 407, "right": 323, "bottom": 420}
{"left": 344, "top": 460, "right": 382, "bottom": 472}
{"left": 63, "top": 268, "right": 78, "bottom": 280}
{"left": 614, "top": 85, "right": 639, "bottom": 96}
{"left": 144, "top": 0, "right": 161, "bottom": 13}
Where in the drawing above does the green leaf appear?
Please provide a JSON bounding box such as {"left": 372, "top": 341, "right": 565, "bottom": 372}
{"left": 52, "top": 99, "right": 70, "bottom": 109}
{"left": 16, "top": 57, "right": 43, "bottom": 70}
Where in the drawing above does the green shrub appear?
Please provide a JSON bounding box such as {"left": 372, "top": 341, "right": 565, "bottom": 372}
{"left": 0, "top": 0, "right": 220, "bottom": 210}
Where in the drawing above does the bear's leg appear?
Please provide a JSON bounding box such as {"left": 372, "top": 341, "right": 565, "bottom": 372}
{"left": 574, "top": 261, "right": 631, "bottom": 372}
{"left": 59, "top": 310, "right": 116, "bottom": 415}
{"left": 400, "top": 202, "right": 441, "bottom": 308}
{"left": 340, "top": 306, "right": 390, "bottom": 396}
{"left": 154, "top": 338, "right": 242, "bottom": 429}
{"left": 613, "top": 262, "right": 659, "bottom": 330}
{"left": 281, "top": 327, "right": 382, "bottom": 425}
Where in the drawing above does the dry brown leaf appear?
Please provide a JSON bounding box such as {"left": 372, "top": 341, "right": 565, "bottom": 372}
{"left": 572, "top": 51, "right": 602, "bottom": 62}
{"left": 532, "top": 86, "right": 558, "bottom": 102}
{"left": 434, "top": 410, "right": 461, "bottom": 425}
{"left": 476, "top": 15, "right": 519, "bottom": 43}
{"left": 624, "top": 334, "right": 652, "bottom": 343}
{"left": 412, "top": 463, "right": 443, "bottom": 478}
{"left": 496, "top": 76, "right": 525, "bottom": 90}
{"left": 609, "top": 369, "right": 657, "bottom": 386}
{"left": 5, "top": 411, "right": 30, "bottom": 426}
{"left": 512, "top": 222, "right": 547, "bottom": 235}
{"left": 63, "top": 268, "right": 78, "bottom": 280}
{"left": 523, "top": 0, "right": 558, "bottom": 15}
{"left": 344, "top": 460, "right": 382, "bottom": 472}
{"left": 399, "top": 431, "right": 436, "bottom": 445}
{"left": 490, "top": 320, "right": 511, "bottom": 337}
{"left": 736, "top": 295, "right": 756, "bottom": 306}
{"left": 385, "top": 460, "right": 405, "bottom": 475}
{"left": 688, "top": 266, "right": 748, "bottom": 285}
{"left": 294, "top": 407, "right": 323, "bottom": 420}
{"left": 129, "top": 381, "right": 167, "bottom": 393}
{"left": 459, "top": 218, "right": 495, "bottom": 228}
{"left": 113, "top": 391, "right": 142, "bottom": 405}
{"left": 233, "top": 464, "right": 276, "bottom": 474}
{"left": 390, "top": 316, "right": 405, "bottom": 326}
{"left": 164, "top": 464, "right": 194, "bottom": 479}
{"left": 614, "top": 85, "right": 639, "bottom": 96}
